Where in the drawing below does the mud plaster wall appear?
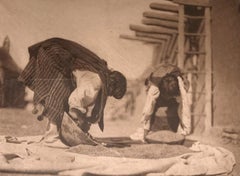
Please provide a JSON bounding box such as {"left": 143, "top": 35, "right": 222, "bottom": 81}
{"left": 0, "top": 0, "right": 155, "bottom": 80}
{"left": 210, "top": 0, "right": 240, "bottom": 127}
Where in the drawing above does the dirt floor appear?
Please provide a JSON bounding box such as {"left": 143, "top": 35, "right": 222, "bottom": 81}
{"left": 0, "top": 108, "right": 239, "bottom": 176}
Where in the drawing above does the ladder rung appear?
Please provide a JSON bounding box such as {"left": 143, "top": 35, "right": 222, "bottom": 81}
{"left": 184, "top": 33, "right": 206, "bottom": 36}
{"left": 184, "top": 15, "right": 205, "bottom": 19}
{"left": 185, "top": 51, "right": 206, "bottom": 55}
{"left": 175, "top": 51, "right": 206, "bottom": 55}
{"left": 188, "top": 91, "right": 206, "bottom": 94}
{"left": 183, "top": 71, "right": 206, "bottom": 74}
{"left": 190, "top": 113, "right": 206, "bottom": 116}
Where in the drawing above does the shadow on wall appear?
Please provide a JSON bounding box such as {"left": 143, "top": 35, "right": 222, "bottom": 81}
{"left": 0, "top": 36, "right": 27, "bottom": 108}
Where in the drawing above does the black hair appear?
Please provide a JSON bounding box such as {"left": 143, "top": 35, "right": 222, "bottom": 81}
{"left": 109, "top": 71, "right": 127, "bottom": 99}
{"left": 159, "top": 74, "right": 180, "bottom": 98}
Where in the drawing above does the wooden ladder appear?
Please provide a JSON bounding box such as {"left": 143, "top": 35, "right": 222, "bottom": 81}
{"left": 176, "top": 2, "right": 213, "bottom": 132}
{"left": 119, "top": 0, "right": 213, "bottom": 132}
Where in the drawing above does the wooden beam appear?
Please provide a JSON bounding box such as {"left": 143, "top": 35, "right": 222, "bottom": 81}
{"left": 177, "top": 5, "right": 185, "bottom": 68}
{"left": 204, "top": 7, "right": 213, "bottom": 130}
{"left": 166, "top": 34, "right": 177, "bottom": 58}
{"left": 170, "top": 43, "right": 178, "bottom": 65}
{"left": 198, "top": 21, "right": 207, "bottom": 54}
{"left": 135, "top": 31, "right": 172, "bottom": 62}
{"left": 135, "top": 32, "right": 169, "bottom": 41}
{"left": 161, "top": 40, "right": 168, "bottom": 63}
{"left": 142, "top": 18, "right": 178, "bottom": 29}
{"left": 0, "top": 64, "right": 5, "bottom": 106}
{"left": 164, "top": 35, "right": 172, "bottom": 57}
{"left": 152, "top": 45, "right": 162, "bottom": 65}
{"left": 173, "top": 0, "right": 211, "bottom": 7}
{"left": 120, "top": 34, "right": 164, "bottom": 44}
{"left": 169, "top": 37, "right": 178, "bottom": 64}
{"left": 130, "top": 24, "right": 178, "bottom": 34}
{"left": 143, "top": 11, "right": 179, "bottom": 22}
{"left": 150, "top": 3, "right": 179, "bottom": 13}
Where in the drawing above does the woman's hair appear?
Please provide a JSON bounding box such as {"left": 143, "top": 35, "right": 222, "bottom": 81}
{"left": 159, "top": 74, "right": 180, "bottom": 98}
{"left": 109, "top": 71, "right": 127, "bottom": 99}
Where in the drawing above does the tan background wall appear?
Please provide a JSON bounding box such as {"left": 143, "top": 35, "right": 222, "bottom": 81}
{"left": 0, "top": 0, "right": 156, "bottom": 79}
{"left": 211, "top": 0, "right": 240, "bottom": 127}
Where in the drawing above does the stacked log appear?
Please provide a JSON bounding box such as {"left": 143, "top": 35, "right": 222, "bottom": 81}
{"left": 143, "top": 11, "right": 179, "bottom": 22}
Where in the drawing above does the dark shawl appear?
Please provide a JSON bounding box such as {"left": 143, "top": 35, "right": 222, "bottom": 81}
{"left": 19, "top": 38, "right": 111, "bottom": 131}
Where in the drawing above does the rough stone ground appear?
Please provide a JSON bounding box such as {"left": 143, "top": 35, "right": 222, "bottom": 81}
{"left": 0, "top": 108, "right": 239, "bottom": 175}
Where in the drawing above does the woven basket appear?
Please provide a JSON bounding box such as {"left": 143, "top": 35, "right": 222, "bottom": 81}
{"left": 59, "top": 113, "right": 96, "bottom": 146}
{"left": 146, "top": 130, "right": 185, "bottom": 145}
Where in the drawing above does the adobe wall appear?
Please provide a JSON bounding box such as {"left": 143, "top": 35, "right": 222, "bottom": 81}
{"left": 211, "top": 0, "right": 240, "bottom": 127}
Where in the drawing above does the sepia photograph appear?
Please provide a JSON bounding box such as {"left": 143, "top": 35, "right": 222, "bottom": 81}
{"left": 0, "top": 0, "right": 239, "bottom": 175}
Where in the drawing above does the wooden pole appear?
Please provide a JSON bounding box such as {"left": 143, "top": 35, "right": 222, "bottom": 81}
{"left": 161, "top": 41, "right": 168, "bottom": 63}
{"left": 150, "top": 3, "right": 179, "bottom": 13}
{"left": 166, "top": 34, "right": 176, "bottom": 58}
{"left": 135, "top": 32, "right": 169, "bottom": 41}
{"left": 158, "top": 44, "right": 164, "bottom": 64}
{"left": 143, "top": 11, "right": 179, "bottom": 22}
{"left": 120, "top": 34, "right": 164, "bottom": 44}
{"left": 0, "top": 61, "right": 5, "bottom": 106}
{"left": 204, "top": 7, "right": 213, "bottom": 130}
{"left": 142, "top": 18, "right": 178, "bottom": 29}
{"left": 130, "top": 24, "right": 178, "bottom": 34}
{"left": 197, "top": 19, "right": 206, "bottom": 56}
{"left": 177, "top": 4, "right": 185, "bottom": 68}
{"left": 152, "top": 45, "right": 162, "bottom": 65}
{"left": 169, "top": 37, "right": 178, "bottom": 65}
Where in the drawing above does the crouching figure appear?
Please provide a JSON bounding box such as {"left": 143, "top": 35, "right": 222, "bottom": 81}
{"left": 19, "top": 37, "right": 127, "bottom": 145}
{"left": 130, "top": 64, "right": 191, "bottom": 142}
